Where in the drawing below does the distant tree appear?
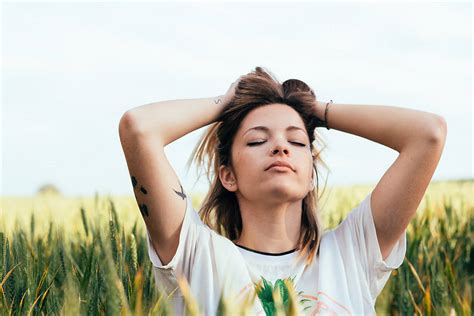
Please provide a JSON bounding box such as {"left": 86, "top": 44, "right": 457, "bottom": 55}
{"left": 37, "top": 183, "right": 62, "bottom": 196}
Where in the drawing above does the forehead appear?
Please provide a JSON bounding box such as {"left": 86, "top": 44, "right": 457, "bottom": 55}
{"left": 239, "top": 104, "right": 305, "bottom": 131}
{"left": 242, "top": 103, "right": 304, "bottom": 127}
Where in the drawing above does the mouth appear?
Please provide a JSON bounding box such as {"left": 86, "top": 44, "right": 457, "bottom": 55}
{"left": 268, "top": 165, "right": 293, "bottom": 172}
{"left": 265, "top": 160, "right": 295, "bottom": 171}
{"left": 265, "top": 161, "right": 295, "bottom": 172}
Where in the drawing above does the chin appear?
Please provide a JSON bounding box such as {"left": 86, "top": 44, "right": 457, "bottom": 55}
{"left": 266, "top": 186, "right": 303, "bottom": 201}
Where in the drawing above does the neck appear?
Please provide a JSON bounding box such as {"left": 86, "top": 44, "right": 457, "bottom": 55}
{"left": 233, "top": 196, "right": 302, "bottom": 253}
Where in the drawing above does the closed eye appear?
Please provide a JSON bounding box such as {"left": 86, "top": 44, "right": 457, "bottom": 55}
{"left": 293, "top": 142, "right": 307, "bottom": 147}
{"left": 247, "top": 141, "right": 306, "bottom": 147}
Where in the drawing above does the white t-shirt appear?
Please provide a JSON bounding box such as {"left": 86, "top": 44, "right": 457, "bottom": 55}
{"left": 145, "top": 190, "right": 407, "bottom": 315}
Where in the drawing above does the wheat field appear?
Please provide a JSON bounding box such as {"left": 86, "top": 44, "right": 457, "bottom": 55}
{"left": 1, "top": 180, "right": 472, "bottom": 315}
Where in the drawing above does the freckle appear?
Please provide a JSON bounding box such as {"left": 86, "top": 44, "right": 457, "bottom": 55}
{"left": 140, "top": 186, "right": 147, "bottom": 194}
{"left": 131, "top": 176, "right": 137, "bottom": 188}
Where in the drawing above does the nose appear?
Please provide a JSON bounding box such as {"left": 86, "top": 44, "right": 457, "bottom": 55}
{"left": 271, "top": 144, "right": 289, "bottom": 156}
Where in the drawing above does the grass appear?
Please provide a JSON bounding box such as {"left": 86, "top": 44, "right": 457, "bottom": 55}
{"left": 0, "top": 179, "right": 472, "bottom": 315}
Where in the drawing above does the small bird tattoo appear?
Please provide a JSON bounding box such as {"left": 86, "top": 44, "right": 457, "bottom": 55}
{"left": 173, "top": 184, "right": 186, "bottom": 200}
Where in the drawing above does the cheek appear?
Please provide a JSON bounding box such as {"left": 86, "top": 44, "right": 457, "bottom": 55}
{"left": 235, "top": 147, "right": 257, "bottom": 165}
{"left": 232, "top": 149, "right": 255, "bottom": 178}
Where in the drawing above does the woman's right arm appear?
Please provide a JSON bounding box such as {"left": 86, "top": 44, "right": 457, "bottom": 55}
{"left": 121, "top": 95, "right": 226, "bottom": 145}
{"left": 118, "top": 89, "right": 234, "bottom": 265}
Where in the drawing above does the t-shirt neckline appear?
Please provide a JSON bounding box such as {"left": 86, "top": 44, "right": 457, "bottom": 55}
{"left": 233, "top": 242, "right": 304, "bottom": 266}
{"left": 234, "top": 243, "right": 298, "bottom": 256}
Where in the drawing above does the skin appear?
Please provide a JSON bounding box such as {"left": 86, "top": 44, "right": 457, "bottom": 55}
{"left": 131, "top": 175, "right": 150, "bottom": 217}
{"left": 130, "top": 175, "right": 187, "bottom": 218}
{"left": 219, "top": 103, "right": 315, "bottom": 254}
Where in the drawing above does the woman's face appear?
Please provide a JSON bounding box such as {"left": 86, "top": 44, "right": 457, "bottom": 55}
{"left": 219, "top": 103, "right": 315, "bottom": 202}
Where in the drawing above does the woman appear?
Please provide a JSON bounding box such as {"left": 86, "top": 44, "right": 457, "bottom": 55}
{"left": 118, "top": 66, "right": 447, "bottom": 315}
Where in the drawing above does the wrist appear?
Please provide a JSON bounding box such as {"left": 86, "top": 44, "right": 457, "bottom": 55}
{"left": 315, "top": 101, "right": 326, "bottom": 120}
{"left": 314, "top": 100, "right": 333, "bottom": 130}
{"left": 214, "top": 95, "right": 226, "bottom": 106}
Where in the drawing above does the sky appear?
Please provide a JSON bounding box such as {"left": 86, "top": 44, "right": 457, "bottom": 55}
{"left": 1, "top": 1, "right": 472, "bottom": 197}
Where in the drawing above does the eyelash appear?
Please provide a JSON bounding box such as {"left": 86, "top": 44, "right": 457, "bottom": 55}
{"left": 247, "top": 141, "right": 306, "bottom": 147}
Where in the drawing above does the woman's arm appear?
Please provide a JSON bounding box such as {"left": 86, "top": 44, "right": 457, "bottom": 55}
{"left": 314, "top": 101, "right": 446, "bottom": 152}
{"left": 118, "top": 79, "right": 239, "bottom": 265}
{"left": 118, "top": 96, "right": 226, "bottom": 265}
{"left": 122, "top": 78, "right": 240, "bottom": 145}
{"left": 314, "top": 100, "right": 447, "bottom": 260}
{"left": 122, "top": 95, "right": 226, "bottom": 146}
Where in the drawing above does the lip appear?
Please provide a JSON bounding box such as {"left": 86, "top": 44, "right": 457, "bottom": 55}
{"left": 269, "top": 165, "right": 292, "bottom": 171}
{"left": 266, "top": 161, "right": 294, "bottom": 171}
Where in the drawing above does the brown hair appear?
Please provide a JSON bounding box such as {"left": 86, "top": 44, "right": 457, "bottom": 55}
{"left": 186, "top": 66, "right": 329, "bottom": 266}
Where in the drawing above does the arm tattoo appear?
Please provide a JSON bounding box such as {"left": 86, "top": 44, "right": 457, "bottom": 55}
{"left": 173, "top": 183, "right": 186, "bottom": 200}
{"left": 131, "top": 175, "right": 149, "bottom": 217}
{"left": 214, "top": 97, "right": 222, "bottom": 104}
{"left": 139, "top": 203, "right": 149, "bottom": 217}
{"left": 131, "top": 176, "right": 185, "bottom": 218}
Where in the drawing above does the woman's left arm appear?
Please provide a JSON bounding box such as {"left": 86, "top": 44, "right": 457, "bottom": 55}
{"left": 315, "top": 101, "right": 447, "bottom": 260}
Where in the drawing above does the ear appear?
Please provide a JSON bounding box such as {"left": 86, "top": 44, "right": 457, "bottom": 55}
{"left": 219, "top": 165, "right": 238, "bottom": 192}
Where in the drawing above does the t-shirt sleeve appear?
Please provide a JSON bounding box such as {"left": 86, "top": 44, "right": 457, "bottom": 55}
{"left": 144, "top": 192, "right": 209, "bottom": 297}
{"left": 338, "top": 190, "right": 407, "bottom": 301}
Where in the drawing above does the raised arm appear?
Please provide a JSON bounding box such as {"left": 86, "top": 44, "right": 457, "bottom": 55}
{"left": 118, "top": 79, "right": 239, "bottom": 265}
{"left": 314, "top": 101, "right": 447, "bottom": 260}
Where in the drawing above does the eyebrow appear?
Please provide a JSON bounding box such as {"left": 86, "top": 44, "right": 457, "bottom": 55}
{"left": 243, "top": 125, "right": 306, "bottom": 136}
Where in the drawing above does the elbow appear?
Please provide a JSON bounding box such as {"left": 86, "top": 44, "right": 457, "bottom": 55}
{"left": 404, "top": 115, "right": 447, "bottom": 153}
{"left": 119, "top": 110, "right": 142, "bottom": 139}
{"left": 426, "top": 115, "right": 447, "bottom": 146}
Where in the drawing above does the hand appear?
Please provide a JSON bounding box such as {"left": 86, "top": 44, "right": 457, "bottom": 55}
{"left": 220, "top": 76, "right": 243, "bottom": 108}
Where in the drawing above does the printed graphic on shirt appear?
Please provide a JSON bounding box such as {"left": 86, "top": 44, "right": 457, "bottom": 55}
{"left": 252, "top": 276, "right": 311, "bottom": 315}
{"left": 300, "top": 292, "right": 352, "bottom": 315}
{"left": 237, "top": 276, "right": 351, "bottom": 315}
